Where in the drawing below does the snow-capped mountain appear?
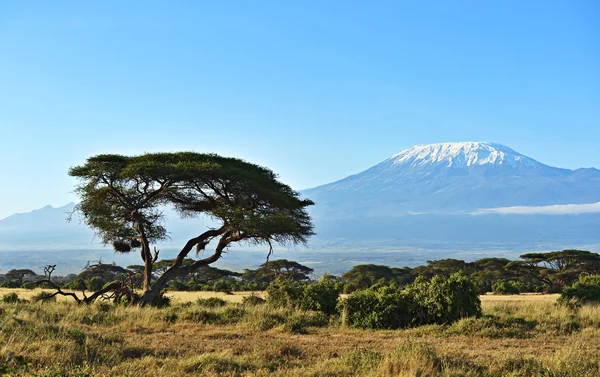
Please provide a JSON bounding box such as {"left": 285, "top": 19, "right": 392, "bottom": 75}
{"left": 388, "top": 142, "right": 537, "bottom": 169}
{"left": 304, "top": 142, "right": 600, "bottom": 215}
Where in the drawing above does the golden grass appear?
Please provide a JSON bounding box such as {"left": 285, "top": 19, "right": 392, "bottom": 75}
{"left": 0, "top": 288, "right": 266, "bottom": 303}
{"left": 1, "top": 290, "right": 599, "bottom": 376}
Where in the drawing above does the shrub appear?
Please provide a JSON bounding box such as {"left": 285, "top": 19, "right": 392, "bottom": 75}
{"left": 68, "top": 278, "right": 87, "bottom": 291}
{"left": 339, "top": 286, "right": 413, "bottom": 329}
{"left": 242, "top": 295, "right": 266, "bottom": 306}
{"left": 298, "top": 275, "right": 340, "bottom": 315}
{"left": 266, "top": 279, "right": 303, "bottom": 308}
{"left": 213, "top": 280, "right": 231, "bottom": 293}
{"left": 86, "top": 276, "right": 104, "bottom": 291}
{"left": 168, "top": 280, "right": 188, "bottom": 291}
{"left": 493, "top": 281, "right": 520, "bottom": 295}
{"left": 559, "top": 274, "right": 600, "bottom": 307}
{"left": 21, "top": 282, "right": 36, "bottom": 290}
{"left": 1, "top": 292, "right": 20, "bottom": 303}
{"left": 406, "top": 272, "right": 481, "bottom": 326}
{"left": 151, "top": 292, "right": 171, "bottom": 307}
{"left": 31, "top": 291, "right": 57, "bottom": 302}
{"left": 0, "top": 280, "right": 21, "bottom": 288}
{"left": 197, "top": 297, "right": 226, "bottom": 308}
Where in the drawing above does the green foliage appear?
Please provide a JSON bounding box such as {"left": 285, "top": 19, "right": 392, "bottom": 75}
{"left": 0, "top": 280, "right": 21, "bottom": 288}
{"left": 196, "top": 297, "right": 226, "bottom": 308}
{"left": 70, "top": 152, "right": 314, "bottom": 303}
{"left": 213, "top": 280, "right": 231, "bottom": 293}
{"left": 31, "top": 291, "right": 57, "bottom": 303}
{"left": 1, "top": 292, "right": 20, "bottom": 303}
{"left": 151, "top": 292, "right": 171, "bottom": 308}
{"left": 559, "top": 274, "right": 600, "bottom": 307}
{"left": 243, "top": 259, "right": 314, "bottom": 284}
{"left": 86, "top": 276, "right": 104, "bottom": 292}
{"left": 507, "top": 250, "right": 600, "bottom": 292}
{"left": 67, "top": 278, "right": 87, "bottom": 291}
{"left": 492, "top": 281, "right": 521, "bottom": 295}
{"left": 266, "top": 276, "right": 341, "bottom": 316}
{"left": 407, "top": 272, "right": 481, "bottom": 325}
{"left": 339, "top": 286, "right": 413, "bottom": 329}
{"left": 340, "top": 273, "right": 481, "bottom": 329}
{"left": 297, "top": 275, "right": 341, "bottom": 316}
{"left": 341, "top": 264, "right": 414, "bottom": 292}
{"left": 266, "top": 279, "right": 303, "bottom": 308}
{"left": 242, "top": 295, "right": 266, "bottom": 306}
{"left": 21, "top": 282, "right": 36, "bottom": 290}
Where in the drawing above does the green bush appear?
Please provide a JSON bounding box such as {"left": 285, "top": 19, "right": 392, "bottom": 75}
{"left": 68, "top": 278, "right": 87, "bottom": 291}
{"left": 0, "top": 280, "right": 21, "bottom": 288}
{"left": 267, "top": 277, "right": 341, "bottom": 316}
{"left": 340, "top": 272, "right": 481, "bottom": 329}
{"left": 339, "top": 286, "right": 413, "bottom": 329}
{"left": 197, "top": 297, "right": 226, "bottom": 308}
{"left": 168, "top": 280, "right": 188, "bottom": 291}
{"left": 86, "top": 276, "right": 104, "bottom": 291}
{"left": 21, "top": 282, "right": 36, "bottom": 290}
{"left": 559, "top": 274, "right": 600, "bottom": 307}
{"left": 492, "top": 281, "right": 520, "bottom": 295}
{"left": 407, "top": 272, "right": 481, "bottom": 326}
{"left": 242, "top": 295, "right": 266, "bottom": 306}
{"left": 31, "top": 291, "right": 57, "bottom": 302}
{"left": 298, "top": 275, "right": 340, "bottom": 315}
{"left": 213, "top": 280, "right": 231, "bottom": 293}
{"left": 266, "top": 279, "right": 303, "bottom": 308}
{"left": 151, "top": 292, "right": 171, "bottom": 307}
{"left": 1, "top": 292, "right": 20, "bottom": 303}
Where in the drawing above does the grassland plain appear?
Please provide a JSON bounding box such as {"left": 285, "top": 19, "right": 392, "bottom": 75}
{"left": 1, "top": 291, "right": 599, "bottom": 377}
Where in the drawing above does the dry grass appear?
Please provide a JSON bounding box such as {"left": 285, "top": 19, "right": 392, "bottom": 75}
{"left": 1, "top": 290, "right": 599, "bottom": 376}
{"left": 0, "top": 288, "right": 265, "bottom": 303}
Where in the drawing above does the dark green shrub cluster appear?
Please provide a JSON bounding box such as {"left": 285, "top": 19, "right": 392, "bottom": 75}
{"left": 266, "top": 275, "right": 341, "bottom": 316}
{"left": 297, "top": 275, "right": 340, "bottom": 315}
{"left": 242, "top": 295, "right": 266, "bottom": 306}
{"left": 559, "top": 274, "right": 600, "bottom": 307}
{"left": 492, "top": 281, "right": 520, "bottom": 295}
{"left": 339, "top": 286, "right": 413, "bottom": 329}
{"left": 340, "top": 272, "right": 481, "bottom": 329}
{"left": 407, "top": 273, "right": 481, "bottom": 325}
{"left": 31, "top": 291, "right": 57, "bottom": 303}
{"left": 197, "top": 297, "right": 226, "bottom": 308}
{"left": 1, "top": 292, "right": 21, "bottom": 303}
{"left": 0, "top": 280, "right": 21, "bottom": 288}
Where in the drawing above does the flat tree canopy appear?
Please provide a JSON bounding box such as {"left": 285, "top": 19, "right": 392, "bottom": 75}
{"left": 69, "top": 152, "right": 314, "bottom": 304}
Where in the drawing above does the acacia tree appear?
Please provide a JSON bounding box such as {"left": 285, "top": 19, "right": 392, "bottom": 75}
{"left": 69, "top": 152, "right": 314, "bottom": 304}
{"left": 506, "top": 250, "right": 600, "bottom": 292}
{"left": 5, "top": 269, "right": 37, "bottom": 286}
{"left": 242, "top": 259, "right": 314, "bottom": 283}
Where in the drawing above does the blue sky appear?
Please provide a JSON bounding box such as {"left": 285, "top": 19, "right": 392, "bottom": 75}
{"left": 0, "top": 1, "right": 598, "bottom": 219}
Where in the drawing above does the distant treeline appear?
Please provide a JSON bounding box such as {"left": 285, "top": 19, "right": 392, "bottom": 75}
{"left": 1, "top": 249, "right": 598, "bottom": 295}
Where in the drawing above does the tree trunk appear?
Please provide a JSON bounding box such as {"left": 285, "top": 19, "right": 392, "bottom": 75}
{"left": 140, "top": 266, "right": 184, "bottom": 305}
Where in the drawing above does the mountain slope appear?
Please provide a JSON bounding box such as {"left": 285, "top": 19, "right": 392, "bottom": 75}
{"left": 304, "top": 142, "right": 600, "bottom": 217}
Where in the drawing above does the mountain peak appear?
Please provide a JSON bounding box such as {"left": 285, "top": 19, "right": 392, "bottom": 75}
{"left": 388, "top": 142, "right": 538, "bottom": 169}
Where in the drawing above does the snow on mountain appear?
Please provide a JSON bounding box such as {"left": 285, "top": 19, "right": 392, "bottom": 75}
{"left": 303, "top": 141, "right": 600, "bottom": 213}
{"left": 388, "top": 142, "right": 538, "bottom": 169}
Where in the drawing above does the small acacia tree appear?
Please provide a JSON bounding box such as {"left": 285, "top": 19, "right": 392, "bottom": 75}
{"left": 69, "top": 152, "right": 314, "bottom": 304}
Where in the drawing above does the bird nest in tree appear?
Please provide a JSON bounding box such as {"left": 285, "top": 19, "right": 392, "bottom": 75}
{"left": 196, "top": 241, "right": 208, "bottom": 255}
{"left": 113, "top": 240, "right": 132, "bottom": 253}
{"left": 130, "top": 239, "right": 141, "bottom": 248}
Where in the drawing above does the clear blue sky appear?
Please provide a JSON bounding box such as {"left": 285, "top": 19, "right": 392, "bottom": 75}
{"left": 0, "top": 1, "right": 598, "bottom": 219}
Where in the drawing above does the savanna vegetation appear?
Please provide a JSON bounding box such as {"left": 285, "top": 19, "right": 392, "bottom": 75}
{"left": 2, "top": 151, "right": 600, "bottom": 375}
